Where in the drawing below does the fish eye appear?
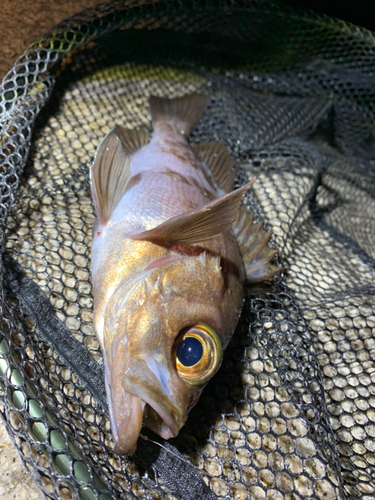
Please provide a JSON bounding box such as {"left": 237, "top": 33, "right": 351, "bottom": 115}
{"left": 173, "top": 324, "right": 222, "bottom": 385}
{"left": 176, "top": 336, "right": 203, "bottom": 367}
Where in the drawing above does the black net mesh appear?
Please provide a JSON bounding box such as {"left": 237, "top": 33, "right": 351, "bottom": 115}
{"left": 1, "top": 1, "right": 375, "bottom": 499}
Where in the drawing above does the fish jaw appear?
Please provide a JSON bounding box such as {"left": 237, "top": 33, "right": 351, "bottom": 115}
{"left": 104, "top": 354, "right": 189, "bottom": 455}
{"left": 105, "top": 375, "right": 145, "bottom": 455}
{"left": 124, "top": 357, "right": 186, "bottom": 437}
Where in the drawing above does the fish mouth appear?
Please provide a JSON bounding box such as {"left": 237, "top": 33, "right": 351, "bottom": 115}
{"left": 141, "top": 393, "right": 181, "bottom": 440}
{"left": 110, "top": 390, "right": 182, "bottom": 455}
{"left": 106, "top": 359, "right": 185, "bottom": 455}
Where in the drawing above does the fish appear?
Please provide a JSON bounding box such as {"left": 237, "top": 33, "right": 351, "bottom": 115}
{"left": 90, "top": 94, "right": 280, "bottom": 455}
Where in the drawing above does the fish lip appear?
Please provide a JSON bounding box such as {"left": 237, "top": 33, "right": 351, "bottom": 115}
{"left": 121, "top": 356, "right": 187, "bottom": 439}
{"left": 109, "top": 384, "right": 182, "bottom": 455}
{"left": 123, "top": 377, "right": 183, "bottom": 438}
{"left": 105, "top": 378, "right": 145, "bottom": 455}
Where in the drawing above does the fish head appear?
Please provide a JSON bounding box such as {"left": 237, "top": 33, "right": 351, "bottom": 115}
{"left": 101, "top": 250, "right": 243, "bottom": 455}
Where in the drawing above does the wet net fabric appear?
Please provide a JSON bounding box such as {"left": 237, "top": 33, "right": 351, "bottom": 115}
{"left": 0, "top": 1, "right": 375, "bottom": 499}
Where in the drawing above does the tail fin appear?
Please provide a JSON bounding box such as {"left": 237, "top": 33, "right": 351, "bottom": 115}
{"left": 149, "top": 94, "right": 210, "bottom": 137}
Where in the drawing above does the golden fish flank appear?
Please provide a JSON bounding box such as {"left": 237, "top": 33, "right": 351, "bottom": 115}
{"left": 90, "top": 93, "right": 280, "bottom": 455}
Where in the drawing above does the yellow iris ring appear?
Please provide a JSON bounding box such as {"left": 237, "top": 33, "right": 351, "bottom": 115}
{"left": 175, "top": 324, "right": 223, "bottom": 386}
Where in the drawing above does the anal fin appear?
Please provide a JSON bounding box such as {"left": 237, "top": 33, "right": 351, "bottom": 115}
{"left": 233, "top": 206, "right": 281, "bottom": 283}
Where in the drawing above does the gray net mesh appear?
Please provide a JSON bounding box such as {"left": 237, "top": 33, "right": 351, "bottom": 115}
{"left": 1, "top": 1, "right": 375, "bottom": 499}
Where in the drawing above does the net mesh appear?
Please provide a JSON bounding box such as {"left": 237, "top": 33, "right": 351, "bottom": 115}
{"left": 1, "top": 1, "right": 375, "bottom": 499}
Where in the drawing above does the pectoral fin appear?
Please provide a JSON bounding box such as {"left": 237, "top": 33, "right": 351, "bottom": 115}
{"left": 233, "top": 206, "right": 281, "bottom": 283}
{"left": 129, "top": 179, "right": 256, "bottom": 246}
{"left": 90, "top": 126, "right": 149, "bottom": 224}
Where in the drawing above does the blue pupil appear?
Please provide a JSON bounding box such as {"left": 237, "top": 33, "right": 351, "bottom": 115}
{"left": 176, "top": 337, "right": 203, "bottom": 367}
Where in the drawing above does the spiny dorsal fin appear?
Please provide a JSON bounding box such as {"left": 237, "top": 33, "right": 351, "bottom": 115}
{"left": 90, "top": 126, "right": 149, "bottom": 225}
{"left": 233, "top": 205, "right": 281, "bottom": 283}
{"left": 192, "top": 142, "right": 238, "bottom": 193}
{"left": 129, "top": 179, "right": 256, "bottom": 246}
{"left": 149, "top": 94, "right": 210, "bottom": 137}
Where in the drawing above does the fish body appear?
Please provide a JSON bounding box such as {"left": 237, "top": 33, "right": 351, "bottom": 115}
{"left": 90, "top": 94, "right": 279, "bottom": 454}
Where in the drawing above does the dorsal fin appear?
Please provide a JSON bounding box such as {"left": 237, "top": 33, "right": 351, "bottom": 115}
{"left": 233, "top": 205, "right": 281, "bottom": 283}
{"left": 90, "top": 126, "right": 149, "bottom": 225}
{"left": 192, "top": 142, "right": 238, "bottom": 193}
{"left": 149, "top": 94, "right": 210, "bottom": 137}
{"left": 129, "top": 179, "right": 256, "bottom": 246}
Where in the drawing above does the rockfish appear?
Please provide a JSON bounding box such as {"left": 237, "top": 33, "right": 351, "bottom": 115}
{"left": 90, "top": 94, "right": 279, "bottom": 454}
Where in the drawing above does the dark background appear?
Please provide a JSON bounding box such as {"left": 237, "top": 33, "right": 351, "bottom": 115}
{"left": 282, "top": 0, "right": 375, "bottom": 31}
{"left": 0, "top": 0, "right": 374, "bottom": 80}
